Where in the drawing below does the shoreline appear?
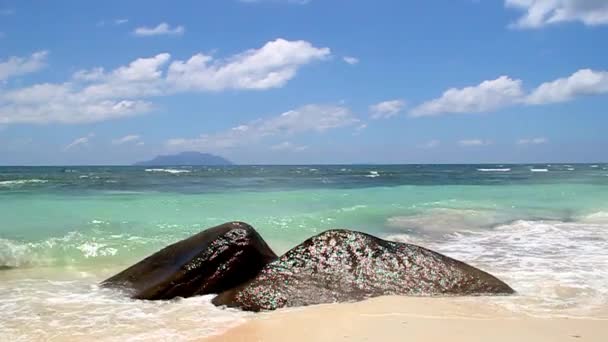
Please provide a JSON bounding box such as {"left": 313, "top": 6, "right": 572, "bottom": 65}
{"left": 204, "top": 296, "right": 608, "bottom": 342}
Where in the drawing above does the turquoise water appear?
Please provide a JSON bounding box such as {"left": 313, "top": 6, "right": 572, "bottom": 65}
{"left": 1, "top": 165, "right": 608, "bottom": 340}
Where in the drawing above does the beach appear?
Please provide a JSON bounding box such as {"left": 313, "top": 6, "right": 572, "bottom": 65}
{"left": 205, "top": 297, "right": 608, "bottom": 342}
{"left": 1, "top": 164, "right": 607, "bottom": 340}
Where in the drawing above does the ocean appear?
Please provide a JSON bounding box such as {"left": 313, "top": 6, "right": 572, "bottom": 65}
{"left": 1, "top": 164, "right": 607, "bottom": 340}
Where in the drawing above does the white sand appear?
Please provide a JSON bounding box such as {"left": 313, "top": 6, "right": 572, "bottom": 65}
{"left": 204, "top": 296, "right": 608, "bottom": 342}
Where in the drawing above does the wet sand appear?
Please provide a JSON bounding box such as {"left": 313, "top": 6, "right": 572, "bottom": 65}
{"left": 204, "top": 296, "right": 608, "bottom": 342}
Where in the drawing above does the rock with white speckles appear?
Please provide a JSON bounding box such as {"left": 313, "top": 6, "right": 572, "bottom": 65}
{"left": 102, "top": 222, "right": 278, "bottom": 300}
{"left": 212, "top": 229, "right": 514, "bottom": 311}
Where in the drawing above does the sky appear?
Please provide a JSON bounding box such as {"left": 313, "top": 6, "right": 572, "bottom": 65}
{"left": 0, "top": 0, "right": 607, "bottom": 165}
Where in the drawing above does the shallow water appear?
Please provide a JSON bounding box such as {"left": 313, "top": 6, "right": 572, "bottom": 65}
{"left": 1, "top": 164, "right": 607, "bottom": 340}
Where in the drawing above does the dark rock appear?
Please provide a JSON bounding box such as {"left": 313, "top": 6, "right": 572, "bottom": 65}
{"left": 102, "top": 222, "right": 277, "bottom": 300}
{"left": 213, "top": 229, "right": 514, "bottom": 311}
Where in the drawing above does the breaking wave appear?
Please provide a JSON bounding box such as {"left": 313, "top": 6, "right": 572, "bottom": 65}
{"left": 477, "top": 168, "right": 511, "bottom": 172}
{"left": 144, "top": 168, "right": 191, "bottom": 174}
{"left": 387, "top": 218, "right": 608, "bottom": 317}
{"left": 0, "top": 179, "right": 48, "bottom": 187}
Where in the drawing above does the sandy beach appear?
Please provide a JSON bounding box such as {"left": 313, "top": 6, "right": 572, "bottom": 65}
{"left": 204, "top": 296, "right": 608, "bottom": 342}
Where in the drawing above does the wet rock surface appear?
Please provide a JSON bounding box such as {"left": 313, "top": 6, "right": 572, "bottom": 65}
{"left": 213, "top": 229, "right": 514, "bottom": 311}
{"left": 102, "top": 221, "right": 277, "bottom": 300}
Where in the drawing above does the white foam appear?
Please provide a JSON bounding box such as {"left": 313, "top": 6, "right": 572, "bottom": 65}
{"left": 530, "top": 168, "right": 549, "bottom": 172}
{"left": 76, "top": 242, "right": 118, "bottom": 258}
{"left": 0, "top": 232, "right": 155, "bottom": 268}
{"left": 0, "top": 179, "right": 48, "bottom": 187}
{"left": 365, "top": 171, "right": 380, "bottom": 178}
{"left": 477, "top": 168, "right": 511, "bottom": 172}
{"left": 0, "top": 277, "right": 251, "bottom": 341}
{"left": 145, "top": 168, "right": 191, "bottom": 174}
{"left": 339, "top": 205, "right": 368, "bottom": 212}
{"left": 388, "top": 219, "right": 608, "bottom": 317}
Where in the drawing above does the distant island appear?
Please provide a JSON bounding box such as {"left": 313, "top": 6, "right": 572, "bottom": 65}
{"left": 134, "top": 152, "right": 233, "bottom": 166}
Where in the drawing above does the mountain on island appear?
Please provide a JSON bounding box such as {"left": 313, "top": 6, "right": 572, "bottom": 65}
{"left": 134, "top": 152, "right": 233, "bottom": 166}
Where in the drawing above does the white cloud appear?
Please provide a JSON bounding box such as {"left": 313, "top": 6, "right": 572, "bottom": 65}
{"left": 114, "top": 19, "right": 129, "bottom": 25}
{"left": 166, "top": 104, "right": 359, "bottom": 151}
{"left": 133, "top": 22, "right": 185, "bottom": 37}
{"left": 517, "top": 137, "right": 548, "bottom": 145}
{"left": 0, "top": 51, "right": 48, "bottom": 81}
{"left": 526, "top": 69, "right": 608, "bottom": 104}
{"left": 343, "top": 56, "right": 359, "bottom": 65}
{"left": 0, "top": 39, "right": 330, "bottom": 125}
{"left": 410, "top": 68, "right": 608, "bottom": 117}
{"left": 64, "top": 133, "right": 94, "bottom": 150}
{"left": 459, "top": 139, "right": 492, "bottom": 147}
{"left": 112, "top": 134, "right": 141, "bottom": 145}
{"left": 167, "top": 38, "right": 330, "bottom": 91}
{"left": 506, "top": 0, "right": 608, "bottom": 29}
{"left": 410, "top": 76, "right": 524, "bottom": 117}
{"left": 0, "top": 82, "right": 154, "bottom": 124}
{"left": 369, "top": 99, "right": 405, "bottom": 119}
{"left": 419, "top": 139, "right": 441, "bottom": 149}
{"left": 271, "top": 141, "right": 308, "bottom": 152}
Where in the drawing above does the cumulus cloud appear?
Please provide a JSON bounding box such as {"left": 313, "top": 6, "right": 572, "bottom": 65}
{"left": 506, "top": 0, "right": 608, "bottom": 29}
{"left": 0, "top": 39, "right": 331, "bottom": 125}
{"left": 458, "top": 139, "right": 492, "bottom": 147}
{"left": 517, "top": 137, "right": 548, "bottom": 145}
{"left": 343, "top": 56, "right": 359, "bottom": 65}
{"left": 410, "top": 68, "right": 608, "bottom": 117}
{"left": 369, "top": 99, "right": 406, "bottom": 119}
{"left": 526, "top": 69, "right": 608, "bottom": 104}
{"left": 410, "top": 76, "right": 524, "bottom": 117}
{"left": 133, "top": 22, "right": 185, "bottom": 36}
{"left": 0, "top": 51, "right": 48, "bottom": 81}
{"left": 64, "top": 133, "right": 95, "bottom": 150}
{"left": 166, "top": 104, "right": 359, "bottom": 151}
{"left": 166, "top": 39, "right": 330, "bottom": 91}
{"left": 112, "top": 134, "right": 141, "bottom": 145}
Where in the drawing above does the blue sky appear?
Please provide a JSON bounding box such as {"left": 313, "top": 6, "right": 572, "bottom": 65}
{"left": 0, "top": 0, "right": 607, "bottom": 165}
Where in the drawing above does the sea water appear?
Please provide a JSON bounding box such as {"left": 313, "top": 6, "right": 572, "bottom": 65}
{"left": 1, "top": 165, "right": 607, "bottom": 340}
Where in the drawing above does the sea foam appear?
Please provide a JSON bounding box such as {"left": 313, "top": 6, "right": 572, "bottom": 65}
{"left": 145, "top": 168, "right": 191, "bottom": 174}
{"left": 477, "top": 168, "right": 511, "bottom": 172}
{"left": 365, "top": 171, "right": 380, "bottom": 178}
{"left": 0, "top": 179, "right": 48, "bottom": 187}
{"left": 387, "top": 219, "right": 608, "bottom": 317}
{"left": 0, "top": 278, "right": 251, "bottom": 341}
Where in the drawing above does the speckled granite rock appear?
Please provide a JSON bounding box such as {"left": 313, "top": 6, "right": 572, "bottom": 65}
{"left": 213, "top": 229, "right": 514, "bottom": 311}
{"left": 102, "top": 222, "right": 277, "bottom": 300}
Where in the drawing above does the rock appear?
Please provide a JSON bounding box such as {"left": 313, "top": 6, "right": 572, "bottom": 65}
{"left": 102, "top": 222, "right": 277, "bottom": 300}
{"left": 213, "top": 229, "right": 514, "bottom": 311}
